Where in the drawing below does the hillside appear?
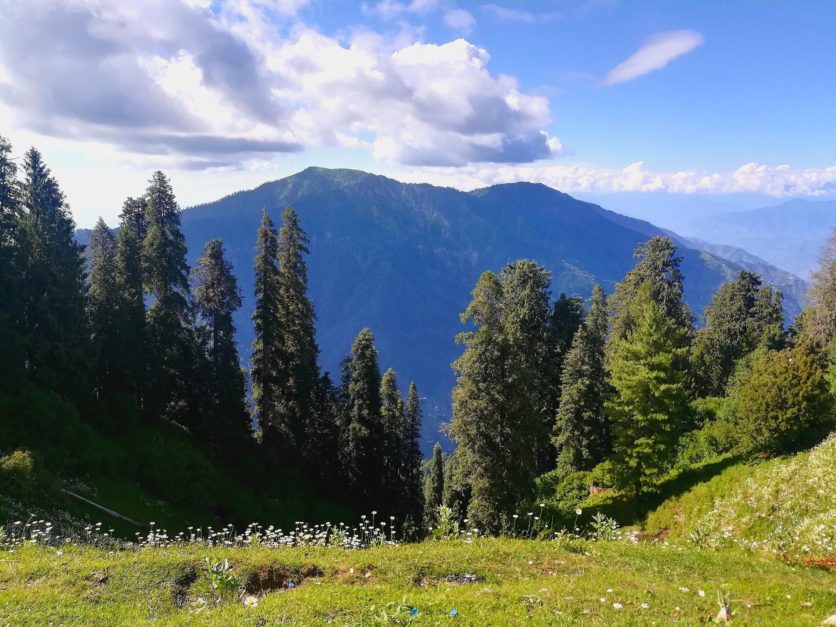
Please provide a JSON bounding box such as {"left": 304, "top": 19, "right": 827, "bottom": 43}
{"left": 180, "top": 167, "right": 807, "bottom": 448}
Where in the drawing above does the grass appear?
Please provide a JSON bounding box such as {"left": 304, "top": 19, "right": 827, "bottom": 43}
{"left": 1, "top": 539, "right": 834, "bottom": 625}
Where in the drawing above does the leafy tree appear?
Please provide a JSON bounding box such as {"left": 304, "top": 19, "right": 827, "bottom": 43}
{"left": 553, "top": 285, "right": 611, "bottom": 473}
{"left": 402, "top": 382, "right": 424, "bottom": 528}
{"left": 606, "top": 282, "right": 690, "bottom": 492}
{"left": 114, "top": 197, "right": 147, "bottom": 399}
{"left": 18, "top": 148, "right": 88, "bottom": 395}
{"left": 693, "top": 270, "right": 784, "bottom": 396}
{"left": 191, "top": 238, "right": 249, "bottom": 444}
{"left": 87, "top": 218, "right": 120, "bottom": 397}
{"left": 424, "top": 442, "right": 444, "bottom": 527}
{"left": 251, "top": 210, "right": 282, "bottom": 442}
{"left": 275, "top": 207, "right": 319, "bottom": 461}
{"left": 608, "top": 236, "right": 692, "bottom": 346}
{"left": 379, "top": 368, "right": 404, "bottom": 511}
{"left": 734, "top": 347, "right": 833, "bottom": 456}
{"left": 343, "top": 328, "right": 384, "bottom": 507}
{"left": 141, "top": 171, "right": 195, "bottom": 424}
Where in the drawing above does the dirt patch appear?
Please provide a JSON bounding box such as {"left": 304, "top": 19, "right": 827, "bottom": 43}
{"left": 87, "top": 572, "right": 108, "bottom": 585}
{"left": 413, "top": 568, "right": 484, "bottom": 586}
{"left": 244, "top": 564, "right": 323, "bottom": 594}
{"left": 171, "top": 567, "right": 198, "bottom": 608}
{"left": 803, "top": 557, "right": 836, "bottom": 571}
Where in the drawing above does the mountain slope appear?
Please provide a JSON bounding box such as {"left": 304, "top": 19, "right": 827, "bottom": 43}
{"left": 180, "top": 168, "right": 807, "bottom": 448}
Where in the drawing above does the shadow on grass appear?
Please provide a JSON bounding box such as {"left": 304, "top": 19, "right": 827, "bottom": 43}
{"left": 585, "top": 455, "right": 743, "bottom": 528}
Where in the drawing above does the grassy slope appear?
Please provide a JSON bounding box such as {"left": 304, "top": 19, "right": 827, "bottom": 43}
{"left": 569, "top": 433, "right": 836, "bottom": 558}
{"left": 2, "top": 539, "right": 834, "bottom": 625}
{"left": 0, "top": 386, "right": 345, "bottom": 536}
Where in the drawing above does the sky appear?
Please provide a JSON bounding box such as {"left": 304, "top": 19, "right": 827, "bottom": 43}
{"left": 0, "top": 0, "right": 834, "bottom": 227}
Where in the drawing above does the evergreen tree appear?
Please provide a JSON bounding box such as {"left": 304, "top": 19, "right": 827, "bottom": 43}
{"left": 306, "top": 373, "right": 342, "bottom": 487}
{"left": 114, "top": 197, "right": 147, "bottom": 399}
{"left": 251, "top": 210, "right": 282, "bottom": 442}
{"left": 451, "top": 262, "right": 551, "bottom": 531}
{"left": 553, "top": 285, "right": 611, "bottom": 473}
{"left": 18, "top": 148, "right": 88, "bottom": 395}
{"left": 87, "top": 218, "right": 120, "bottom": 397}
{"left": 608, "top": 236, "right": 692, "bottom": 345}
{"left": 424, "top": 442, "right": 444, "bottom": 527}
{"left": 442, "top": 450, "right": 471, "bottom": 522}
{"left": 606, "top": 282, "right": 689, "bottom": 492}
{"left": 379, "top": 368, "right": 405, "bottom": 512}
{"left": 275, "top": 207, "right": 319, "bottom": 461}
{"left": 141, "top": 171, "right": 195, "bottom": 423}
{"left": 692, "top": 270, "right": 784, "bottom": 396}
{"left": 343, "top": 328, "right": 384, "bottom": 507}
{"left": 191, "top": 238, "right": 249, "bottom": 443}
{"left": 799, "top": 229, "right": 836, "bottom": 350}
{"left": 0, "top": 135, "right": 24, "bottom": 387}
{"left": 542, "top": 293, "right": 585, "bottom": 467}
{"left": 402, "top": 382, "right": 424, "bottom": 528}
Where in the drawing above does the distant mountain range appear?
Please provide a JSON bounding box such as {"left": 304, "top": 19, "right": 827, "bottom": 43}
{"left": 137, "top": 167, "right": 803, "bottom": 449}
{"left": 680, "top": 199, "right": 835, "bottom": 279}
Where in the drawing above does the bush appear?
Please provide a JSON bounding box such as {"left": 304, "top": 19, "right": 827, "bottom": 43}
{"left": 734, "top": 348, "right": 834, "bottom": 456}
{"left": 536, "top": 470, "right": 591, "bottom": 527}
{"left": 0, "top": 450, "right": 50, "bottom": 497}
{"left": 676, "top": 398, "right": 738, "bottom": 467}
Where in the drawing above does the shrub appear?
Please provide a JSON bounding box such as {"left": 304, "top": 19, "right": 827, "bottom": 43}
{"left": 734, "top": 348, "right": 834, "bottom": 456}
{"left": 0, "top": 450, "right": 50, "bottom": 497}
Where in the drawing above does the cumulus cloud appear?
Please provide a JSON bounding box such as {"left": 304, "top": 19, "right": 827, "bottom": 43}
{"left": 604, "top": 30, "right": 704, "bottom": 85}
{"left": 0, "top": 0, "right": 559, "bottom": 168}
{"left": 390, "top": 161, "right": 836, "bottom": 197}
{"left": 479, "top": 4, "right": 562, "bottom": 23}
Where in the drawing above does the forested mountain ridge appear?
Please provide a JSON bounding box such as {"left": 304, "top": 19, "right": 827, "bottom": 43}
{"left": 172, "top": 167, "right": 806, "bottom": 447}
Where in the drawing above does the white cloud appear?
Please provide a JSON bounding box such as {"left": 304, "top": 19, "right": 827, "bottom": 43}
{"left": 604, "top": 30, "right": 704, "bottom": 85}
{"left": 0, "top": 0, "right": 559, "bottom": 168}
{"left": 444, "top": 9, "right": 476, "bottom": 34}
{"left": 479, "top": 4, "right": 562, "bottom": 24}
{"left": 371, "top": 0, "right": 439, "bottom": 19}
{"left": 389, "top": 160, "right": 836, "bottom": 197}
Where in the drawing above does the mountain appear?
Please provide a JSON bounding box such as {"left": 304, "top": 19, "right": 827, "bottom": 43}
{"left": 176, "top": 167, "right": 807, "bottom": 449}
{"left": 680, "top": 199, "right": 836, "bottom": 279}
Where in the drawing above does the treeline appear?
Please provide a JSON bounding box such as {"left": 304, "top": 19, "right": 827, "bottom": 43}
{"left": 0, "top": 137, "right": 423, "bottom": 527}
{"left": 433, "top": 237, "right": 836, "bottom": 532}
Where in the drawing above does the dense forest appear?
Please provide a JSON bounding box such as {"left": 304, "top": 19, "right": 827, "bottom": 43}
{"left": 1, "top": 134, "right": 834, "bottom": 538}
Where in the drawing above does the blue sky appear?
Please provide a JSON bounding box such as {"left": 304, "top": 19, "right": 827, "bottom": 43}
{"left": 0, "top": 0, "right": 833, "bottom": 226}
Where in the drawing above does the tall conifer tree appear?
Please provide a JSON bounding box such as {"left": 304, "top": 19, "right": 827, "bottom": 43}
{"left": 344, "top": 328, "right": 384, "bottom": 507}
{"left": 606, "top": 282, "right": 689, "bottom": 492}
{"left": 87, "top": 218, "right": 120, "bottom": 397}
{"left": 379, "top": 368, "right": 405, "bottom": 512}
{"left": 192, "top": 238, "right": 249, "bottom": 443}
{"left": 18, "top": 148, "right": 88, "bottom": 395}
{"left": 251, "top": 210, "right": 282, "bottom": 442}
{"left": 425, "top": 442, "right": 444, "bottom": 527}
{"left": 114, "top": 197, "right": 147, "bottom": 399}
{"left": 553, "top": 285, "right": 611, "bottom": 473}
{"left": 275, "top": 207, "right": 319, "bottom": 460}
{"left": 141, "top": 171, "right": 195, "bottom": 423}
{"left": 0, "top": 136, "right": 24, "bottom": 386}
{"left": 403, "top": 382, "right": 424, "bottom": 526}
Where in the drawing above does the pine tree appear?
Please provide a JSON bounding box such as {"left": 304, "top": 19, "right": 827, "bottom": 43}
{"left": 379, "top": 368, "right": 404, "bottom": 512}
{"left": 141, "top": 171, "right": 195, "bottom": 423}
{"left": 608, "top": 236, "right": 692, "bottom": 345}
{"left": 343, "top": 328, "right": 384, "bottom": 507}
{"left": 305, "top": 373, "right": 342, "bottom": 487}
{"left": 606, "top": 282, "right": 689, "bottom": 492}
{"left": 797, "top": 229, "right": 836, "bottom": 350}
{"left": 251, "top": 210, "right": 282, "bottom": 442}
{"left": 553, "top": 285, "right": 611, "bottom": 473}
{"left": 402, "top": 382, "right": 424, "bottom": 528}
{"left": 0, "top": 135, "right": 24, "bottom": 387}
{"left": 542, "top": 293, "right": 585, "bottom": 467}
{"left": 114, "top": 197, "right": 147, "bottom": 399}
{"left": 191, "top": 238, "right": 249, "bottom": 444}
{"left": 424, "top": 442, "right": 444, "bottom": 527}
{"left": 275, "top": 207, "right": 319, "bottom": 461}
{"left": 87, "top": 218, "right": 120, "bottom": 398}
{"left": 451, "top": 262, "right": 551, "bottom": 531}
{"left": 18, "top": 148, "right": 88, "bottom": 395}
{"left": 692, "top": 270, "right": 785, "bottom": 396}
